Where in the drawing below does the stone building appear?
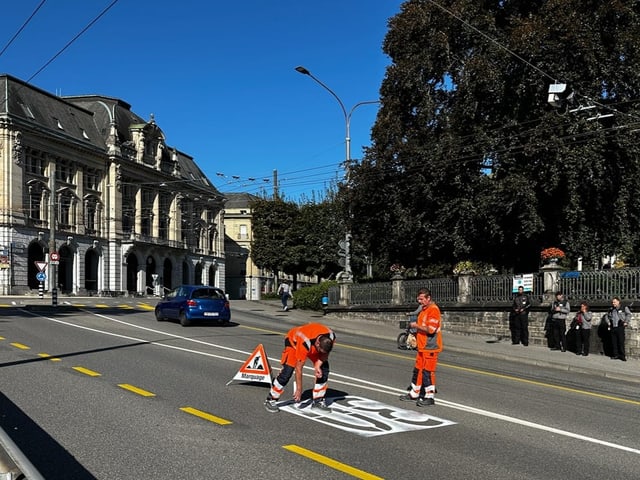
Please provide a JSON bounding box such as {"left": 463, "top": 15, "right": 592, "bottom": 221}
{"left": 0, "top": 74, "right": 225, "bottom": 296}
{"left": 223, "top": 192, "right": 262, "bottom": 300}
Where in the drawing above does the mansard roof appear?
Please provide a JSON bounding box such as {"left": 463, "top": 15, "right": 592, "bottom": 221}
{"left": 0, "top": 74, "right": 105, "bottom": 151}
{"left": 223, "top": 192, "right": 260, "bottom": 209}
{"left": 0, "top": 73, "right": 220, "bottom": 195}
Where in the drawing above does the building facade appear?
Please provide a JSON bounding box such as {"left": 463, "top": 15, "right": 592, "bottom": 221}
{"left": 223, "top": 193, "right": 265, "bottom": 300}
{"left": 0, "top": 75, "right": 225, "bottom": 296}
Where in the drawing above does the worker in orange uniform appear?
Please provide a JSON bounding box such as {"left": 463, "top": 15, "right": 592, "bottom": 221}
{"left": 399, "top": 288, "right": 442, "bottom": 406}
{"left": 265, "top": 323, "right": 336, "bottom": 413}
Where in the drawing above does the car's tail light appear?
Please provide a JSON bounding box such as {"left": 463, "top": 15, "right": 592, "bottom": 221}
{"left": 187, "top": 299, "right": 197, "bottom": 307}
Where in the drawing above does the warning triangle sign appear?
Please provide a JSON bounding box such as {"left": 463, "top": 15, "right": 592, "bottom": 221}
{"left": 226, "top": 344, "right": 273, "bottom": 386}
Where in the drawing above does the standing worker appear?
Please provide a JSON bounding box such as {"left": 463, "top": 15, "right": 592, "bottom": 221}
{"left": 550, "top": 291, "right": 570, "bottom": 351}
{"left": 510, "top": 285, "right": 531, "bottom": 346}
{"left": 265, "top": 323, "right": 336, "bottom": 413}
{"left": 399, "top": 288, "right": 442, "bottom": 406}
{"left": 607, "top": 296, "right": 630, "bottom": 361}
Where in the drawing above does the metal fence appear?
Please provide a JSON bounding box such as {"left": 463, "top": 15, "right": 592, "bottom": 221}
{"left": 402, "top": 278, "right": 459, "bottom": 304}
{"left": 558, "top": 268, "right": 640, "bottom": 302}
{"left": 349, "top": 282, "right": 393, "bottom": 304}
{"left": 468, "top": 274, "right": 545, "bottom": 304}
{"left": 328, "top": 268, "right": 640, "bottom": 307}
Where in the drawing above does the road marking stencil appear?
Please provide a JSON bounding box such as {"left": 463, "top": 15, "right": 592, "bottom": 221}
{"left": 280, "top": 395, "right": 455, "bottom": 437}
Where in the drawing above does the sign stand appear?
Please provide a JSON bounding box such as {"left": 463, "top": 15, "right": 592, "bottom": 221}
{"left": 226, "top": 344, "right": 273, "bottom": 386}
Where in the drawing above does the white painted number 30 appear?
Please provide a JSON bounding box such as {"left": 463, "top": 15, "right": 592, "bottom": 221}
{"left": 280, "top": 395, "right": 456, "bottom": 437}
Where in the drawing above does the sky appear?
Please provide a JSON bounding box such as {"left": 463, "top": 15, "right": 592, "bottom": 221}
{"left": 1, "top": 0, "right": 405, "bottom": 202}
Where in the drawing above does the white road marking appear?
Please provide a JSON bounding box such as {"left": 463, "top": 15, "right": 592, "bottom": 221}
{"left": 22, "top": 309, "right": 640, "bottom": 453}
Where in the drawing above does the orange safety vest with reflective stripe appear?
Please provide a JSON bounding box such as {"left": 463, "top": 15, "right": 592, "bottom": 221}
{"left": 416, "top": 302, "right": 442, "bottom": 353}
{"left": 285, "top": 323, "right": 336, "bottom": 364}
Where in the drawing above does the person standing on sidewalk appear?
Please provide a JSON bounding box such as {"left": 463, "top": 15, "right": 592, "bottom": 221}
{"left": 573, "top": 301, "right": 593, "bottom": 356}
{"left": 607, "top": 296, "right": 630, "bottom": 361}
{"left": 399, "top": 288, "right": 442, "bottom": 406}
{"left": 510, "top": 286, "right": 531, "bottom": 346}
{"left": 549, "top": 291, "right": 570, "bottom": 351}
{"left": 264, "top": 323, "right": 336, "bottom": 413}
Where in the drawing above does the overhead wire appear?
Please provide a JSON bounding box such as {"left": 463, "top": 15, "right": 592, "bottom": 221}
{"left": 0, "top": 0, "right": 47, "bottom": 59}
{"left": 24, "top": 0, "right": 121, "bottom": 84}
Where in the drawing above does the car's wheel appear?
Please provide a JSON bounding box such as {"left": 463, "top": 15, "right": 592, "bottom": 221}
{"left": 155, "top": 309, "right": 165, "bottom": 321}
{"left": 179, "top": 311, "right": 191, "bottom": 326}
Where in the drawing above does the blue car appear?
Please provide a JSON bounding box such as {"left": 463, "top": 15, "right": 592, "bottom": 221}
{"left": 155, "top": 285, "right": 231, "bottom": 326}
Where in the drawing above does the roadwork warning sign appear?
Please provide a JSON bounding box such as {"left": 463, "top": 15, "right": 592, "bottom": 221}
{"left": 227, "top": 344, "right": 272, "bottom": 386}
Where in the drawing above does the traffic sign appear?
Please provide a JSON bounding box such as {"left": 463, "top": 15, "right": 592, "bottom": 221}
{"left": 36, "top": 272, "right": 46, "bottom": 282}
{"left": 35, "top": 261, "right": 47, "bottom": 272}
{"left": 50, "top": 252, "right": 60, "bottom": 262}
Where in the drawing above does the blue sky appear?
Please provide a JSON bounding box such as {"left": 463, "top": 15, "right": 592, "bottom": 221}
{"left": 1, "top": 0, "right": 404, "bottom": 202}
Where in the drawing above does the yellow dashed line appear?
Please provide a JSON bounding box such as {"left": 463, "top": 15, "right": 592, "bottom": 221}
{"left": 38, "top": 353, "right": 61, "bottom": 361}
{"left": 10, "top": 342, "right": 30, "bottom": 350}
{"left": 138, "top": 303, "right": 155, "bottom": 311}
{"left": 73, "top": 366, "right": 102, "bottom": 377}
{"left": 95, "top": 304, "right": 109, "bottom": 308}
{"left": 180, "top": 407, "right": 232, "bottom": 425}
{"left": 283, "top": 445, "right": 383, "bottom": 480}
{"left": 117, "top": 304, "right": 134, "bottom": 309}
{"left": 118, "top": 384, "right": 155, "bottom": 397}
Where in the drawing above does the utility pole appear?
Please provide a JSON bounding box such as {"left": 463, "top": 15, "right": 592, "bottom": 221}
{"left": 49, "top": 171, "right": 58, "bottom": 306}
{"left": 295, "top": 65, "right": 380, "bottom": 281}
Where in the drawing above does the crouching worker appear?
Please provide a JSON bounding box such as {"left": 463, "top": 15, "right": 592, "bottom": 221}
{"left": 265, "top": 323, "right": 336, "bottom": 413}
{"left": 399, "top": 288, "right": 442, "bottom": 406}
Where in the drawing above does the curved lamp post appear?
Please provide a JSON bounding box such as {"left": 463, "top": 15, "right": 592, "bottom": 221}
{"left": 295, "top": 65, "right": 380, "bottom": 281}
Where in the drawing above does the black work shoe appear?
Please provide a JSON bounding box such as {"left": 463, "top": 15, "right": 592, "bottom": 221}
{"left": 311, "top": 399, "right": 331, "bottom": 412}
{"left": 399, "top": 394, "right": 416, "bottom": 402}
{"left": 416, "top": 397, "right": 435, "bottom": 407}
{"left": 264, "top": 399, "right": 279, "bottom": 413}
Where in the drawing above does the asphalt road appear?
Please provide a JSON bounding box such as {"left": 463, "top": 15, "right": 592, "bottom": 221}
{"left": 1, "top": 299, "right": 639, "bottom": 479}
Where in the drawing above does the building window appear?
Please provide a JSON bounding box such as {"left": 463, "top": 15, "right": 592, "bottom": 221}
{"left": 56, "top": 158, "right": 75, "bottom": 184}
{"left": 24, "top": 149, "right": 46, "bottom": 176}
{"left": 238, "top": 224, "right": 248, "bottom": 240}
{"left": 84, "top": 168, "right": 100, "bottom": 191}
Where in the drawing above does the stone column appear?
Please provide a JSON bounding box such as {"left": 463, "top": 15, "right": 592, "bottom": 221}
{"left": 392, "top": 274, "right": 404, "bottom": 305}
{"left": 541, "top": 263, "right": 562, "bottom": 303}
{"left": 457, "top": 274, "right": 472, "bottom": 303}
{"left": 338, "top": 275, "right": 353, "bottom": 306}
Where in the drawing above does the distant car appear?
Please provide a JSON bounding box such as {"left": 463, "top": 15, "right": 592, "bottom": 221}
{"left": 155, "top": 285, "right": 231, "bottom": 326}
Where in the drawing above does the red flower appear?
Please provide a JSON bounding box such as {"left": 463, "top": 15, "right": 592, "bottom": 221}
{"left": 540, "top": 247, "right": 565, "bottom": 261}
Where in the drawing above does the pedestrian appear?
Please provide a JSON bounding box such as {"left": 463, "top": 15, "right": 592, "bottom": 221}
{"left": 510, "top": 285, "right": 531, "bottom": 346}
{"left": 550, "top": 291, "right": 570, "bottom": 351}
{"left": 399, "top": 288, "right": 442, "bottom": 406}
{"left": 277, "top": 280, "right": 292, "bottom": 311}
{"left": 264, "top": 323, "right": 336, "bottom": 413}
{"left": 606, "top": 296, "right": 630, "bottom": 361}
{"left": 572, "top": 301, "right": 593, "bottom": 356}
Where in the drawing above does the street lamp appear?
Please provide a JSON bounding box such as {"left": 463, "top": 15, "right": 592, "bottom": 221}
{"left": 295, "top": 65, "right": 380, "bottom": 280}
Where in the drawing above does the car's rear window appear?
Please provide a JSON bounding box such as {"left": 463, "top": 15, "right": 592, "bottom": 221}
{"left": 192, "top": 289, "right": 224, "bottom": 300}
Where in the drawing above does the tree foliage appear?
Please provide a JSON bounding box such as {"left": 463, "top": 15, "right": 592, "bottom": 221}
{"left": 250, "top": 196, "right": 344, "bottom": 281}
{"left": 346, "top": 0, "right": 640, "bottom": 274}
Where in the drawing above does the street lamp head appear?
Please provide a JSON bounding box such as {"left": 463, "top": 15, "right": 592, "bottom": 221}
{"left": 295, "top": 66, "right": 311, "bottom": 75}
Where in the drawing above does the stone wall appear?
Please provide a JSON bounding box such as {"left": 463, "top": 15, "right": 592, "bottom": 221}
{"left": 326, "top": 305, "right": 639, "bottom": 359}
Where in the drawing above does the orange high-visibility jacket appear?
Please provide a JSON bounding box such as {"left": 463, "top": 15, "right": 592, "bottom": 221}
{"left": 286, "top": 323, "right": 336, "bottom": 363}
{"left": 416, "top": 302, "right": 442, "bottom": 353}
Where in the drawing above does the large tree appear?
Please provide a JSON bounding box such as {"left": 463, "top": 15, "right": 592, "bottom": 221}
{"left": 347, "top": 0, "right": 640, "bottom": 274}
{"left": 250, "top": 196, "right": 344, "bottom": 282}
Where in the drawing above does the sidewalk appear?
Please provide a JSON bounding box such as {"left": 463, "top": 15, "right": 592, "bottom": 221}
{"left": 233, "top": 300, "right": 640, "bottom": 385}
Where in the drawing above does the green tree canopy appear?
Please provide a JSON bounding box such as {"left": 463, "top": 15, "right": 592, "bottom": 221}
{"left": 347, "top": 0, "right": 640, "bottom": 274}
